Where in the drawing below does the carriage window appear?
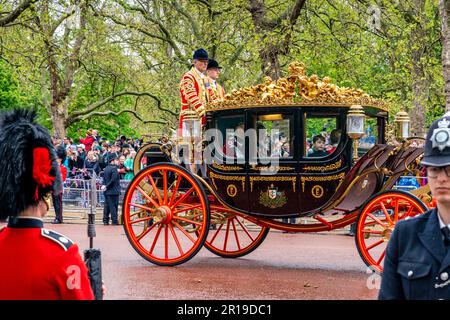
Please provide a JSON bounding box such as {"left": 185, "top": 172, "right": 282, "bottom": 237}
{"left": 357, "top": 117, "right": 378, "bottom": 156}
{"left": 253, "top": 114, "right": 293, "bottom": 159}
{"left": 304, "top": 114, "right": 340, "bottom": 158}
{"left": 215, "top": 115, "right": 245, "bottom": 162}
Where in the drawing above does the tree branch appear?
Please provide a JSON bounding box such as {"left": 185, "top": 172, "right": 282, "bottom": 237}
{"left": 70, "top": 109, "right": 169, "bottom": 125}
{"left": 0, "top": 0, "right": 38, "bottom": 27}
{"left": 68, "top": 90, "right": 177, "bottom": 126}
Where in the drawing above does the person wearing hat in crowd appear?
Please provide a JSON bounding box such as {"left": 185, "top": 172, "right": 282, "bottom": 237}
{"left": 0, "top": 109, "right": 94, "bottom": 299}
{"left": 205, "top": 59, "right": 225, "bottom": 102}
{"left": 101, "top": 153, "right": 121, "bottom": 225}
{"left": 379, "top": 114, "right": 450, "bottom": 299}
{"left": 179, "top": 48, "right": 209, "bottom": 133}
{"left": 52, "top": 145, "right": 68, "bottom": 224}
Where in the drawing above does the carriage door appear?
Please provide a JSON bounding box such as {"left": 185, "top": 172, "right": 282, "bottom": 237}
{"left": 247, "top": 111, "right": 299, "bottom": 217}
{"left": 298, "top": 111, "right": 349, "bottom": 213}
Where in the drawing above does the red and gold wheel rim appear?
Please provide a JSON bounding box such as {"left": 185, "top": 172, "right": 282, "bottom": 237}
{"left": 123, "top": 163, "right": 210, "bottom": 266}
{"left": 203, "top": 207, "right": 269, "bottom": 258}
{"left": 356, "top": 190, "right": 427, "bottom": 273}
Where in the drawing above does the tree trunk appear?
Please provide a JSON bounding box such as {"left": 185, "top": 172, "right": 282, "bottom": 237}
{"left": 51, "top": 108, "right": 67, "bottom": 138}
{"left": 439, "top": 0, "right": 450, "bottom": 113}
{"left": 409, "top": 0, "right": 428, "bottom": 137}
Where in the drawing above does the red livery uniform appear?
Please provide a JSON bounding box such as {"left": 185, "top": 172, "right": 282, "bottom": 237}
{"left": 0, "top": 217, "right": 94, "bottom": 300}
{"left": 179, "top": 67, "right": 208, "bottom": 130}
{"left": 206, "top": 77, "right": 225, "bottom": 102}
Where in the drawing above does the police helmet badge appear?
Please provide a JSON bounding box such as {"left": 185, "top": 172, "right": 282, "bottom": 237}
{"left": 430, "top": 118, "right": 450, "bottom": 152}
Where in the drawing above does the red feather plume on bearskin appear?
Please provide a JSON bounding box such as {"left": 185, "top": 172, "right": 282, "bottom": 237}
{"left": 32, "top": 147, "right": 55, "bottom": 200}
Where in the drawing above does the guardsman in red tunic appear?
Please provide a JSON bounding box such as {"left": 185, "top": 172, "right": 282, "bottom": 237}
{"left": 205, "top": 59, "right": 225, "bottom": 102}
{"left": 179, "top": 48, "right": 209, "bottom": 133}
{"left": 0, "top": 109, "right": 94, "bottom": 300}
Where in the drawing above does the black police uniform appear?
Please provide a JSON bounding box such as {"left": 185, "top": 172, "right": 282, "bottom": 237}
{"left": 102, "top": 156, "right": 121, "bottom": 225}
{"left": 379, "top": 115, "right": 450, "bottom": 299}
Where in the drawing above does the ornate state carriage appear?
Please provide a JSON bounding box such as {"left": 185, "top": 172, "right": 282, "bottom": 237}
{"left": 122, "top": 62, "right": 433, "bottom": 273}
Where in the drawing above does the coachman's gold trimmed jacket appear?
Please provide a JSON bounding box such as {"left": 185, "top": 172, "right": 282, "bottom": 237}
{"left": 179, "top": 67, "right": 208, "bottom": 129}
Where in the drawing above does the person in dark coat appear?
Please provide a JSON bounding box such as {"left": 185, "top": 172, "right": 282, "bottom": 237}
{"left": 101, "top": 153, "right": 121, "bottom": 225}
{"left": 379, "top": 114, "right": 450, "bottom": 300}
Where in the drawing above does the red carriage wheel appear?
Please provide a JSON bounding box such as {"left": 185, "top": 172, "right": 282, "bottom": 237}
{"left": 122, "top": 163, "right": 210, "bottom": 266}
{"left": 355, "top": 190, "right": 427, "bottom": 273}
{"left": 202, "top": 209, "right": 269, "bottom": 258}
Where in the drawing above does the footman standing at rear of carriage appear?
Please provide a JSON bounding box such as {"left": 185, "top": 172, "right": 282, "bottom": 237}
{"left": 380, "top": 114, "right": 450, "bottom": 300}
{"left": 0, "top": 109, "right": 94, "bottom": 300}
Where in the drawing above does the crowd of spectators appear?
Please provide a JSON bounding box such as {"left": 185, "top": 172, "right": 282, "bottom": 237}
{"left": 51, "top": 129, "right": 142, "bottom": 180}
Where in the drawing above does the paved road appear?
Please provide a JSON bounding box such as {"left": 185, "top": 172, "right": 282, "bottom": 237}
{"left": 1, "top": 220, "right": 380, "bottom": 300}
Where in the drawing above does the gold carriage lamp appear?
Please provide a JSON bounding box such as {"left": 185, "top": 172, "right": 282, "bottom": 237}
{"left": 346, "top": 105, "right": 365, "bottom": 162}
{"left": 394, "top": 111, "right": 410, "bottom": 141}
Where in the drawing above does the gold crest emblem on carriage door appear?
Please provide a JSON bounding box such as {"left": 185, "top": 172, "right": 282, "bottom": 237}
{"left": 227, "top": 184, "right": 238, "bottom": 197}
{"left": 311, "top": 185, "right": 324, "bottom": 198}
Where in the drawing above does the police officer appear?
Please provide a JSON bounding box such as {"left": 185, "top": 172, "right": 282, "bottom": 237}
{"left": 101, "top": 153, "right": 121, "bottom": 225}
{"left": 379, "top": 114, "right": 450, "bottom": 299}
{"left": 0, "top": 109, "right": 94, "bottom": 300}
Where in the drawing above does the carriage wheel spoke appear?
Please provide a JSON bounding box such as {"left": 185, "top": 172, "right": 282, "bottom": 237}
{"left": 129, "top": 209, "right": 145, "bottom": 219}
{"left": 376, "top": 250, "right": 386, "bottom": 265}
{"left": 173, "top": 215, "right": 203, "bottom": 227}
{"left": 380, "top": 202, "right": 393, "bottom": 226}
{"left": 162, "top": 170, "right": 168, "bottom": 205}
{"left": 149, "top": 224, "right": 163, "bottom": 254}
{"left": 366, "top": 239, "right": 384, "bottom": 251}
{"left": 136, "top": 222, "right": 158, "bottom": 242}
{"left": 172, "top": 220, "right": 196, "bottom": 243}
{"left": 171, "top": 187, "right": 194, "bottom": 209}
{"left": 362, "top": 229, "right": 384, "bottom": 235}
{"left": 367, "top": 213, "right": 388, "bottom": 228}
{"left": 130, "top": 216, "right": 155, "bottom": 225}
{"left": 169, "top": 224, "right": 184, "bottom": 256}
{"left": 209, "top": 223, "right": 224, "bottom": 245}
{"left": 169, "top": 175, "right": 183, "bottom": 206}
{"left": 164, "top": 224, "right": 169, "bottom": 259}
{"left": 223, "top": 219, "right": 231, "bottom": 251}
{"left": 235, "top": 217, "right": 255, "bottom": 241}
{"left": 231, "top": 218, "right": 241, "bottom": 251}
{"left": 172, "top": 204, "right": 203, "bottom": 215}
{"left": 129, "top": 202, "right": 154, "bottom": 213}
{"left": 393, "top": 199, "right": 400, "bottom": 223}
{"left": 147, "top": 174, "right": 163, "bottom": 205}
{"left": 136, "top": 186, "right": 159, "bottom": 208}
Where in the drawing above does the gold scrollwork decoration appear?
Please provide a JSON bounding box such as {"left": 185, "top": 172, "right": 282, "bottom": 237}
{"left": 206, "top": 61, "right": 388, "bottom": 112}
{"left": 212, "top": 162, "right": 242, "bottom": 171}
{"left": 301, "top": 173, "right": 345, "bottom": 192}
{"left": 209, "top": 172, "right": 246, "bottom": 192}
{"left": 303, "top": 160, "right": 342, "bottom": 172}
{"left": 250, "top": 165, "right": 295, "bottom": 172}
{"left": 249, "top": 176, "right": 297, "bottom": 192}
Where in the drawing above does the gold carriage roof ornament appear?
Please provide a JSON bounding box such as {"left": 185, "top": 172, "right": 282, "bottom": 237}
{"left": 206, "top": 61, "right": 388, "bottom": 112}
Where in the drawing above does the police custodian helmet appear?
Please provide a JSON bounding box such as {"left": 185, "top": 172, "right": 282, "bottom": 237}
{"left": 0, "top": 109, "right": 61, "bottom": 220}
{"left": 421, "top": 113, "right": 450, "bottom": 167}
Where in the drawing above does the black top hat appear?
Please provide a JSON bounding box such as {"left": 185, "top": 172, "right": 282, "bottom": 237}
{"left": 108, "top": 152, "right": 118, "bottom": 162}
{"left": 421, "top": 114, "right": 450, "bottom": 167}
{"left": 0, "top": 109, "right": 61, "bottom": 219}
{"left": 207, "top": 59, "right": 222, "bottom": 70}
{"left": 193, "top": 48, "right": 208, "bottom": 60}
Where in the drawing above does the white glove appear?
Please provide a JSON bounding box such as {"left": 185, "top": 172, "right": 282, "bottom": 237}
{"left": 101, "top": 185, "right": 106, "bottom": 192}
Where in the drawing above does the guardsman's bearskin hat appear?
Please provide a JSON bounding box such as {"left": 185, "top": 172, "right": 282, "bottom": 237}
{"left": 0, "top": 109, "right": 61, "bottom": 219}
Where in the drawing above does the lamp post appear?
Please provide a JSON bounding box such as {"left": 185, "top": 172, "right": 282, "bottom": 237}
{"left": 346, "top": 105, "right": 365, "bottom": 163}
{"left": 394, "top": 111, "right": 410, "bottom": 142}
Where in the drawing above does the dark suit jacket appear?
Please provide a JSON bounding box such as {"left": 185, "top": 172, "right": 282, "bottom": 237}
{"left": 379, "top": 209, "right": 450, "bottom": 299}
{"left": 103, "top": 164, "right": 121, "bottom": 196}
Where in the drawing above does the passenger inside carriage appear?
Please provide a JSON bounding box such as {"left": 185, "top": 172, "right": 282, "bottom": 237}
{"left": 308, "top": 134, "right": 328, "bottom": 157}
